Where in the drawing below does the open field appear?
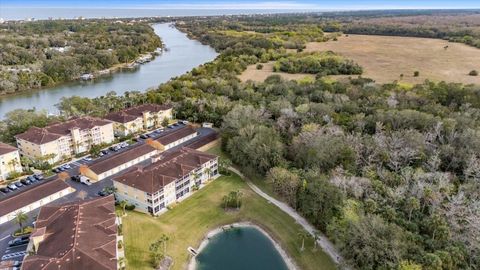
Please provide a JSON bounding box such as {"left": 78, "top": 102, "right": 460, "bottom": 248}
{"left": 305, "top": 34, "right": 480, "bottom": 84}
{"left": 122, "top": 173, "right": 336, "bottom": 270}
{"left": 238, "top": 61, "right": 315, "bottom": 83}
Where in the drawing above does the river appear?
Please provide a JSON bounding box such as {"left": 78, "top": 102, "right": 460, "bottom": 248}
{"left": 0, "top": 23, "right": 218, "bottom": 117}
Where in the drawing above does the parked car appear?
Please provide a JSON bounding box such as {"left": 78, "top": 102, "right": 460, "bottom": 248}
{"left": 7, "top": 184, "right": 18, "bottom": 191}
{"left": 83, "top": 157, "right": 93, "bottom": 162}
{"left": 181, "top": 120, "right": 189, "bottom": 124}
{"left": 20, "top": 179, "right": 32, "bottom": 186}
{"left": 0, "top": 187, "right": 10, "bottom": 194}
{"left": 58, "top": 167, "right": 65, "bottom": 172}
{"left": 167, "top": 125, "right": 174, "bottom": 129}
{"left": 27, "top": 175, "right": 36, "bottom": 182}
{"left": 8, "top": 238, "right": 29, "bottom": 247}
{"left": 80, "top": 176, "right": 92, "bottom": 186}
{"left": 97, "top": 190, "right": 109, "bottom": 197}
{"left": 34, "top": 174, "right": 44, "bottom": 180}
{"left": 139, "top": 134, "right": 149, "bottom": 139}
{"left": 52, "top": 168, "right": 60, "bottom": 173}
{"left": 14, "top": 182, "right": 23, "bottom": 188}
{"left": 63, "top": 164, "right": 71, "bottom": 169}
{"left": 101, "top": 150, "right": 109, "bottom": 155}
{"left": 71, "top": 175, "right": 81, "bottom": 182}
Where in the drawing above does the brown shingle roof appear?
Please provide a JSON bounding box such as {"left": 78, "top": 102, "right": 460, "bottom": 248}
{"left": 105, "top": 104, "right": 172, "bottom": 124}
{"left": 0, "top": 179, "right": 70, "bottom": 217}
{"left": 104, "top": 111, "right": 139, "bottom": 124}
{"left": 0, "top": 142, "right": 18, "bottom": 155}
{"left": 15, "top": 117, "right": 112, "bottom": 144}
{"left": 113, "top": 147, "right": 217, "bottom": 193}
{"left": 88, "top": 143, "right": 156, "bottom": 174}
{"left": 155, "top": 125, "right": 197, "bottom": 146}
{"left": 22, "top": 196, "right": 117, "bottom": 270}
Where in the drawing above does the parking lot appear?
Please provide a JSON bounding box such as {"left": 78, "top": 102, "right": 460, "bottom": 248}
{"left": 0, "top": 123, "right": 217, "bottom": 263}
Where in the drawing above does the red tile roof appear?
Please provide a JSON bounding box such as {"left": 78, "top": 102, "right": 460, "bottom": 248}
{"left": 88, "top": 143, "right": 156, "bottom": 174}
{"left": 22, "top": 196, "right": 117, "bottom": 270}
{"left": 113, "top": 147, "right": 217, "bottom": 193}
{"left": 105, "top": 104, "right": 172, "bottom": 124}
{"left": 0, "top": 179, "right": 71, "bottom": 217}
{"left": 15, "top": 117, "right": 112, "bottom": 144}
{"left": 0, "top": 142, "right": 18, "bottom": 155}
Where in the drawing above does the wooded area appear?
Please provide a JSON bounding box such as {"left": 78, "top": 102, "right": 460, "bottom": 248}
{"left": 0, "top": 20, "right": 161, "bottom": 95}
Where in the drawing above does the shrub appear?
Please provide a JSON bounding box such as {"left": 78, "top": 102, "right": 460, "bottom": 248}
{"left": 256, "top": 64, "right": 263, "bottom": 70}
{"left": 469, "top": 70, "right": 478, "bottom": 76}
{"left": 125, "top": 204, "right": 136, "bottom": 211}
{"left": 413, "top": 71, "right": 420, "bottom": 77}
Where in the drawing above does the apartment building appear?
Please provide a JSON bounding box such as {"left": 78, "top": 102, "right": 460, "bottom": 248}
{"left": 81, "top": 125, "right": 199, "bottom": 181}
{"left": 23, "top": 196, "right": 120, "bottom": 270}
{"left": 105, "top": 104, "right": 173, "bottom": 136}
{"left": 15, "top": 117, "right": 114, "bottom": 163}
{"left": 0, "top": 179, "right": 74, "bottom": 225}
{"left": 0, "top": 143, "right": 22, "bottom": 181}
{"left": 113, "top": 147, "right": 219, "bottom": 215}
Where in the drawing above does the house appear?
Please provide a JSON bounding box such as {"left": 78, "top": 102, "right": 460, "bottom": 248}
{"left": 0, "top": 143, "right": 22, "bottom": 181}
{"left": 23, "top": 196, "right": 120, "bottom": 270}
{"left": 105, "top": 104, "right": 173, "bottom": 136}
{"left": 15, "top": 117, "right": 114, "bottom": 163}
{"left": 113, "top": 147, "right": 219, "bottom": 215}
{"left": 80, "top": 125, "right": 198, "bottom": 181}
{"left": 0, "top": 179, "right": 74, "bottom": 225}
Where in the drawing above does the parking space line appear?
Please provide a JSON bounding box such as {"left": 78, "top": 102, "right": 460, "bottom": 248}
{"left": 0, "top": 236, "right": 9, "bottom": 242}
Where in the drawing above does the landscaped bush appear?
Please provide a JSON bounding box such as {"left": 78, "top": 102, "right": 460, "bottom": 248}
{"left": 469, "top": 70, "right": 478, "bottom": 76}
{"left": 125, "top": 204, "right": 136, "bottom": 211}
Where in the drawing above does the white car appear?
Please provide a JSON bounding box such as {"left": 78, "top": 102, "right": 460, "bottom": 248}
{"left": 80, "top": 176, "right": 92, "bottom": 186}
{"left": 83, "top": 157, "right": 93, "bottom": 162}
{"left": 8, "top": 184, "right": 18, "bottom": 191}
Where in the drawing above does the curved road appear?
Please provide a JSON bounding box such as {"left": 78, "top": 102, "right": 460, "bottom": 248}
{"left": 229, "top": 167, "right": 350, "bottom": 270}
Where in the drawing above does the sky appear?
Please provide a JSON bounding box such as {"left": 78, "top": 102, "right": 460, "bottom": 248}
{"left": 3, "top": 0, "right": 480, "bottom": 10}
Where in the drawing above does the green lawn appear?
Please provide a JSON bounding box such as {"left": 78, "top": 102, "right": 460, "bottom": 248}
{"left": 122, "top": 173, "right": 337, "bottom": 270}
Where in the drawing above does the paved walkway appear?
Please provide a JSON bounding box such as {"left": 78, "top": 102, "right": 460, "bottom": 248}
{"left": 229, "top": 167, "right": 350, "bottom": 270}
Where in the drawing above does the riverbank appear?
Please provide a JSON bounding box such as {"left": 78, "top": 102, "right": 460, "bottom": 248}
{"left": 0, "top": 23, "right": 218, "bottom": 117}
{"left": 121, "top": 173, "right": 336, "bottom": 270}
{"left": 187, "top": 222, "right": 298, "bottom": 270}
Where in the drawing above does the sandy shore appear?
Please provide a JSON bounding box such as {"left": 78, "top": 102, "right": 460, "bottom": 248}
{"left": 187, "top": 222, "right": 298, "bottom": 270}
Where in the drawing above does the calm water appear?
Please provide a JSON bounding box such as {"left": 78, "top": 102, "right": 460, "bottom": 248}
{"left": 0, "top": 23, "right": 218, "bottom": 117}
{"left": 196, "top": 227, "right": 289, "bottom": 270}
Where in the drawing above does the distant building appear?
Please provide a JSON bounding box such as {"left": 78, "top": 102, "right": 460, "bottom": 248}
{"left": 105, "top": 104, "right": 173, "bottom": 137}
{"left": 0, "top": 179, "right": 74, "bottom": 225}
{"left": 15, "top": 117, "right": 114, "bottom": 164}
{"left": 0, "top": 143, "right": 22, "bottom": 181}
{"left": 113, "top": 147, "right": 218, "bottom": 215}
{"left": 23, "top": 196, "right": 120, "bottom": 270}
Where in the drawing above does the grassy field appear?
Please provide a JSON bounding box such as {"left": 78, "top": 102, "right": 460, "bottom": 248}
{"left": 238, "top": 61, "right": 316, "bottom": 83}
{"left": 122, "top": 173, "right": 337, "bottom": 270}
{"left": 305, "top": 34, "right": 480, "bottom": 84}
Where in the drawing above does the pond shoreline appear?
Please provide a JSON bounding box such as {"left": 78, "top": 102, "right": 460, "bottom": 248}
{"left": 187, "top": 222, "right": 298, "bottom": 270}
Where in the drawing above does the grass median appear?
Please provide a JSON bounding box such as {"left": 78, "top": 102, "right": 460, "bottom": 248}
{"left": 122, "top": 173, "right": 337, "bottom": 270}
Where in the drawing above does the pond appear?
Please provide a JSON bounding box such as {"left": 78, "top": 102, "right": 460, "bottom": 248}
{"left": 195, "top": 226, "right": 290, "bottom": 270}
{"left": 0, "top": 23, "right": 218, "bottom": 117}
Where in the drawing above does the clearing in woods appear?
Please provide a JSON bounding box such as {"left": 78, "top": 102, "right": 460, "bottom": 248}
{"left": 239, "top": 34, "right": 480, "bottom": 84}
{"left": 304, "top": 34, "right": 480, "bottom": 84}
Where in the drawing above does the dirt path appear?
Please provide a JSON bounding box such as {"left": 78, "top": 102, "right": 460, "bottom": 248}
{"left": 228, "top": 167, "right": 350, "bottom": 270}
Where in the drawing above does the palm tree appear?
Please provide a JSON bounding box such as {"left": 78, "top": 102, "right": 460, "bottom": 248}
{"left": 152, "top": 115, "right": 159, "bottom": 128}
{"left": 193, "top": 172, "right": 201, "bottom": 186}
{"left": 118, "top": 257, "right": 126, "bottom": 270}
{"left": 119, "top": 200, "right": 128, "bottom": 216}
{"left": 14, "top": 211, "right": 29, "bottom": 234}
{"left": 8, "top": 158, "right": 19, "bottom": 172}
{"left": 159, "top": 234, "right": 170, "bottom": 255}
{"left": 235, "top": 190, "right": 243, "bottom": 209}
{"left": 297, "top": 230, "right": 309, "bottom": 252}
{"left": 222, "top": 195, "right": 229, "bottom": 210}
{"left": 204, "top": 167, "right": 212, "bottom": 180}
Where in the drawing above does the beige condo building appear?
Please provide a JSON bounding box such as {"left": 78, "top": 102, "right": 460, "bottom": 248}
{"left": 0, "top": 143, "right": 23, "bottom": 181}
{"left": 15, "top": 117, "right": 114, "bottom": 164}
{"left": 113, "top": 147, "right": 219, "bottom": 215}
{"left": 105, "top": 104, "right": 173, "bottom": 136}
